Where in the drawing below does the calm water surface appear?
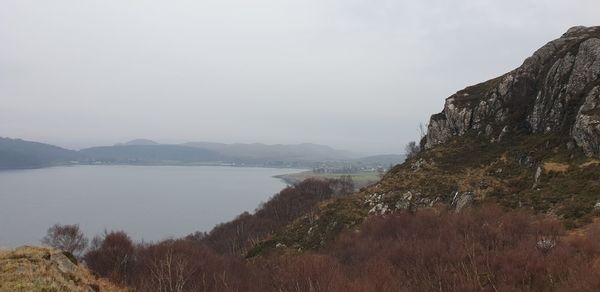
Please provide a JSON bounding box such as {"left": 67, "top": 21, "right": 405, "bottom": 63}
{"left": 0, "top": 165, "right": 302, "bottom": 247}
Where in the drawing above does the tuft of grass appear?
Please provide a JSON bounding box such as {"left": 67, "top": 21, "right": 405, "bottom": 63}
{"left": 543, "top": 162, "right": 569, "bottom": 173}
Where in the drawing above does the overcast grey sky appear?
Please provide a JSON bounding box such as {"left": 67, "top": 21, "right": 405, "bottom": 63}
{"left": 1, "top": 0, "right": 599, "bottom": 154}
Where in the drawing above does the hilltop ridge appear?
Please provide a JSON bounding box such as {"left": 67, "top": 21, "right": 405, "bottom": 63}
{"left": 0, "top": 138, "right": 382, "bottom": 169}
{"left": 0, "top": 137, "right": 81, "bottom": 169}
{"left": 426, "top": 26, "right": 600, "bottom": 157}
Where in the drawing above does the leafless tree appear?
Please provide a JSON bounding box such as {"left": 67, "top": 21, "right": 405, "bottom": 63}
{"left": 405, "top": 141, "right": 420, "bottom": 159}
{"left": 146, "top": 245, "right": 198, "bottom": 292}
{"left": 41, "top": 223, "right": 88, "bottom": 257}
{"left": 84, "top": 231, "right": 135, "bottom": 284}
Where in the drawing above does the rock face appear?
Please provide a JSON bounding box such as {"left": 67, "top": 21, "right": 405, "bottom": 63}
{"left": 426, "top": 26, "right": 600, "bottom": 157}
{"left": 450, "top": 192, "right": 474, "bottom": 212}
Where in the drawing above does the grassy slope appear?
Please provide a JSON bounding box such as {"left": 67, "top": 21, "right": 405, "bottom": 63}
{"left": 250, "top": 133, "right": 600, "bottom": 256}
{"left": 0, "top": 246, "right": 126, "bottom": 292}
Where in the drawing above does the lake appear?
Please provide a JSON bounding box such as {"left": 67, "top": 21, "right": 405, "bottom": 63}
{"left": 0, "top": 165, "right": 302, "bottom": 247}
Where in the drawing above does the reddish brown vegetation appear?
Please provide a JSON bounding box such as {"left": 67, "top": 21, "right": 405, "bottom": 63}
{"left": 83, "top": 204, "right": 600, "bottom": 291}
{"left": 194, "top": 178, "right": 353, "bottom": 255}
{"left": 84, "top": 231, "right": 135, "bottom": 284}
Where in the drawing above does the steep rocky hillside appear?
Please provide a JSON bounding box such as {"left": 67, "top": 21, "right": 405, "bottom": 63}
{"left": 426, "top": 25, "right": 600, "bottom": 157}
{"left": 0, "top": 246, "right": 125, "bottom": 292}
{"left": 251, "top": 26, "right": 600, "bottom": 255}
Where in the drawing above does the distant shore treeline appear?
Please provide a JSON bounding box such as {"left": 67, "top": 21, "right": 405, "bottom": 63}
{"left": 0, "top": 137, "right": 404, "bottom": 170}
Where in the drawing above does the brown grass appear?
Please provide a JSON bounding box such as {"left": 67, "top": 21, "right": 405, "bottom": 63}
{"left": 580, "top": 159, "right": 600, "bottom": 168}
{"left": 543, "top": 162, "right": 570, "bottom": 173}
{"left": 0, "top": 246, "right": 127, "bottom": 292}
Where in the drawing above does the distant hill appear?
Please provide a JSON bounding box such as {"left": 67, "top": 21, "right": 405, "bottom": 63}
{"left": 183, "top": 141, "right": 357, "bottom": 166}
{"left": 0, "top": 137, "right": 401, "bottom": 169}
{"left": 116, "top": 139, "right": 159, "bottom": 146}
{"left": 80, "top": 144, "right": 221, "bottom": 164}
{"left": 0, "top": 137, "right": 80, "bottom": 169}
{"left": 352, "top": 154, "right": 406, "bottom": 167}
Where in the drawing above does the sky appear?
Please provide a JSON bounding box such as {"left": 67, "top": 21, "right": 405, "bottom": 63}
{"left": 1, "top": 0, "right": 599, "bottom": 155}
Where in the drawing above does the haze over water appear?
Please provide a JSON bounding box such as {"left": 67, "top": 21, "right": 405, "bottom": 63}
{"left": 0, "top": 165, "right": 302, "bottom": 247}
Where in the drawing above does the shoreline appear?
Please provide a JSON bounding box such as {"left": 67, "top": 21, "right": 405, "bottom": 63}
{"left": 0, "top": 163, "right": 312, "bottom": 171}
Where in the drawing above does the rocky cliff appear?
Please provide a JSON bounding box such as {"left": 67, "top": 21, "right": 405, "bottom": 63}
{"left": 426, "top": 26, "right": 600, "bottom": 157}
{"left": 251, "top": 27, "right": 600, "bottom": 256}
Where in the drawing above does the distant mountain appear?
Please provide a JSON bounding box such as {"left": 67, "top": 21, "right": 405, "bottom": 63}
{"left": 80, "top": 144, "right": 221, "bottom": 164}
{"left": 116, "top": 139, "right": 159, "bottom": 146}
{"left": 183, "top": 141, "right": 357, "bottom": 165}
{"left": 0, "top": 137, "right": 400, "bottom": 169}
{"left": 84, "top": 141, "right": 391, "bottom": 168}
{"left": 0, "top": 137, "right": 80, "bottom": 169}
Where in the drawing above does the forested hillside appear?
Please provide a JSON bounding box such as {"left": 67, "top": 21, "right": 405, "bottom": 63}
{"left": 0, "top": 137, "right": 80, "bottom": 169}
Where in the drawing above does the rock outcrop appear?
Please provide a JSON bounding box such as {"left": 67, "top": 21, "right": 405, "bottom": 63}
{"left": 0, "top": 246, "right": 125, "bottom": 292}
{"left": 250, "top": 26, "right": 600, "bottom": 257}
{"left": 426, "top": 26, "right": 600, "bottom": 157}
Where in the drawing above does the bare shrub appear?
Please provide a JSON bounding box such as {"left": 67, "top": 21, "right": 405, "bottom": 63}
{"left": 41, "top": 223, "right": 88, "bottom": 257}
{"left": 83, "top": 201, "right": 600, "bottom": 291}
{"left": 329, "top": 175, "right": 355, "bottom": 195}
{"left": 326, "top": 205, "right": 592, "bottom": 291}
{"left": 254, "top": 254, "right": 350, "bottom": 292}
{"left": 83, "top": 231, "right": 135, "bottom": 284}
{"left": 405, "top": 141, "right": 420, "bottom": 159}
{"left": 135, "top": 240, "right": 212, "bottom": 292}
{"left": 200, "top": 178, "right": 343, "bottom": 255}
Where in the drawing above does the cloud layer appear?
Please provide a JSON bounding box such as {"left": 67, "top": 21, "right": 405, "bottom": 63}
{"left": 2, "top": 0, "right": 599, "bottom": 153}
